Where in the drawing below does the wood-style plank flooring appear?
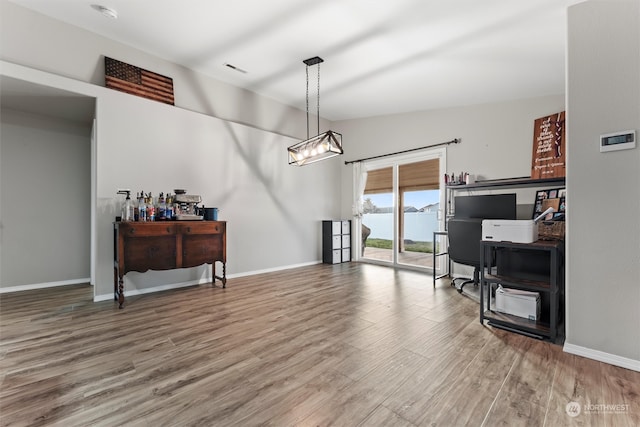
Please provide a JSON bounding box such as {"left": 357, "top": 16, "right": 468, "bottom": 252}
{"left": 1, "top": 263, "right": 639, "bottom": 426}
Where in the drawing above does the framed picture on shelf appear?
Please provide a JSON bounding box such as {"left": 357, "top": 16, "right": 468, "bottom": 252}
{"left": 532, "top": 187, "right": 566, "bottom": 220}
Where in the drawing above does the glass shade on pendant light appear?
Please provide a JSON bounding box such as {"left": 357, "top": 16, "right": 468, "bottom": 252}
{"left": 288, "top": 130, "right": 343, "bottom": 166}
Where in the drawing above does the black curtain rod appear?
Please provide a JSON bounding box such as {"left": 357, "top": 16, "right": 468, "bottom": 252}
{"left": 344, "top": 138, "right": 460, "bottom": 165}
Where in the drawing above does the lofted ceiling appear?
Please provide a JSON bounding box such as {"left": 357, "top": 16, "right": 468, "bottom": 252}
{"left": 5, "top": 0, "right": 582, "bottom": 121}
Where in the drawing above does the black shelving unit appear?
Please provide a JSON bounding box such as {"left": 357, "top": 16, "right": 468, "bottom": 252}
{"left": 479, "top": 239, "right": 564, "bottom": 343}
{"left": 432, "top": 231, "right": 450, "bottom": 287}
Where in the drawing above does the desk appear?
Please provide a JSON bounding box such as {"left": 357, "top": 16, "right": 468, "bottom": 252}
{"left": 113, "top": 221, "right": 227, "bottom": 308}
{"left": 480, "top": 239, "right": 564, "bottom": 343}
{"left": 445, "top": 177, "right": 565, "bottom": 220}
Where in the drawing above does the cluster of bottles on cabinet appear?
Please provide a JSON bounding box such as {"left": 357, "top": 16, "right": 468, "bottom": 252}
{"left": 117, "top": 189, "right": 178, "bottom": 222}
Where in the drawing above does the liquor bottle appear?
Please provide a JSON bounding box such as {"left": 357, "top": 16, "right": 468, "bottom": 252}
{"left": 157, "top": 192, "right": 166, "bottom": 221}
{"left": 138, "top": 191, "right": 147, "bottom": 222}
{"left": 133, "top": 192, "right": 140, "bottom": 221}
{"left": 165, "top": 194, "right": 174, "bottom": 220}
{"left": 119, "top": 190, "right": 133, "bottom": 222}
{"left": 147, "top": 193, "right": 155, "bottom": 222}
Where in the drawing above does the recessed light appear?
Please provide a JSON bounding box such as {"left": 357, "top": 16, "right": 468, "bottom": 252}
{"left": 91, "top": 4, "right": 118, "bottom": 19}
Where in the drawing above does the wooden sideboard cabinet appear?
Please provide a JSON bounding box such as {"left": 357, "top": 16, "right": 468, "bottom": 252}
{"left": 113, "top": 221, "right": 227, "bottom": 308}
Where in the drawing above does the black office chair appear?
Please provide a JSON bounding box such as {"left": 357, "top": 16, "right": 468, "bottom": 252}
{"left": 447, "top": 217, "right": 483, "bottom": 293}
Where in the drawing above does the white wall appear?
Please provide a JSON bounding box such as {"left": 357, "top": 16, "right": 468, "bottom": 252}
{"left": 334, "top": 96, "right": 565, "bottom": 281}
{"left": 0, "top": 0, "right": 342, "bottom": 300}
{"left": 0, "top": 0, "right": 328, "bottom": 141}
{"left": 565, "top": 0, "right": 640, "bottom": 368}
{"left": 0, "top": 61, "right": 343, "bottom": 300}
{"left": 335, "top": 95, "right": 565, "bottom": 219}
{"left": 0, "top": 108, "right": 91, "bottom": 288}
{"left": 94, "top": 88, "right": 341, "bottom": 299}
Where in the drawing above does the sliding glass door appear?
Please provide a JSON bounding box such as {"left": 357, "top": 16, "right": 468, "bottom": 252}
{"left": 360, "top": 167, "right": 393, "bottom": 262}
{"left": 355, "top": 148, "right": 446, "bottom": 273}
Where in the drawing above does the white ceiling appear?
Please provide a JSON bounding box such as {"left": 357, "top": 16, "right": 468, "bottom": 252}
{"left": 6, "top": 0, "right": 581, "bottom": 121}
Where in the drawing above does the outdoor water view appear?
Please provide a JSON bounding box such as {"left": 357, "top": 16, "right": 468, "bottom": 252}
{"left": 361, "top": 190, "right": 442, "bottom": 268}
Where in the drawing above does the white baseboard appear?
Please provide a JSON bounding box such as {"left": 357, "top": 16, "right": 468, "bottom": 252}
{"left": 93, "top": 260, "right": 323, "bottom": 302}
{"left": 564, "top": 342, "right": 640, "bottom": 372}
{"left": 93, "top": 278, "right": 209, "bottom": 302}
{"left": 0, "top": 278, "right": 91, "bottom": 294}
{"left": 227, "top": 260, "right": 321, "bottom": 279}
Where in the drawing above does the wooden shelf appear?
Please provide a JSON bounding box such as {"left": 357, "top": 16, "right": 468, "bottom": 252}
{"left": 484, "top": 239, "right": 563, "bottom": 251}
{"left": 483, "top": 310, "right": 551, "bottom": 337}
{"left": 447, "top": 176, "right": 565, "bottom": 190}
{"left": 483, "top": 273, "right": 551, "bottom": 292}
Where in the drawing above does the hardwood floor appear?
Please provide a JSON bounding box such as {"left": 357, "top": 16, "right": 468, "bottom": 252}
{"left": 1, "top": 263, "right": 638, "bottom": 426}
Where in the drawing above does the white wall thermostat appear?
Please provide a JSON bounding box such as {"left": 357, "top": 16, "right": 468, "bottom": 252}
{"left": 600, "top": 130, "right": 636, "bottom": 152}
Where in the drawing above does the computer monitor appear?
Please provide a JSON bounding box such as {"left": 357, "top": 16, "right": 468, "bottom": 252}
{"left": 454, "top": 193, "right": 517, "bottom": 219}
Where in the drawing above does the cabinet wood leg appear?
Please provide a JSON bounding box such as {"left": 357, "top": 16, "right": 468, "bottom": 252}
{"left": 213, "top": 262, "right": 227, "bottom": 288}
{"left": 222, "top": 263, "right": 226, "bottom": 288}
{"left": 118, "top": 278, "right": 125, "bottom": 309}
{"left": 114, "top": 268, "right": 118, "bottom": 301}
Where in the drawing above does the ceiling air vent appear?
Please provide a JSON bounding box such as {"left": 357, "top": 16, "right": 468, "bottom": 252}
{"left": 224, "top": 63, "right": 248, "bottom": 74}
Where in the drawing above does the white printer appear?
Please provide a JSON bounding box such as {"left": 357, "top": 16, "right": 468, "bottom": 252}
{"left": 481, "top": 207, "right": 554, "bottom": 244}
{"left": 495, "top": 285, "right": 541, "bottom": 320}
{"left": 482, "top": 219, "right": 538, "bottom": 244}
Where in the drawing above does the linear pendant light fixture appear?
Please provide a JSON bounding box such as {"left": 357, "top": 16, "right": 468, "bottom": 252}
{"left": 288, "top": 56, "right": 343, "bottom": 166}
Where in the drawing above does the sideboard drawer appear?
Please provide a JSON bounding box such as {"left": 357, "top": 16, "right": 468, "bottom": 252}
{"left": 179, "top": 222, "right": 224, "bottom": 235}
{"left": 119, "top": 223, "right": 177, "bottom": 237}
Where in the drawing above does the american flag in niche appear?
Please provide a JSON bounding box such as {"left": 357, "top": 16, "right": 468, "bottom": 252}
{"left": 104, "top": 57, "right": 175, "bottom": 105}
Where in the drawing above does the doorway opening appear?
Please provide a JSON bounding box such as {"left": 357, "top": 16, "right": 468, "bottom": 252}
{"left": 0, "top": 76, "right": 96, "bottom": 294}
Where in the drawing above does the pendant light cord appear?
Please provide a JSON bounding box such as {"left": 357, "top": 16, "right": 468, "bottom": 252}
{"left": 316, "top": 62, "right": 320, "bottom": 136}
{"left": 306, "top": 65, "right": 310, "bottom": 140}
